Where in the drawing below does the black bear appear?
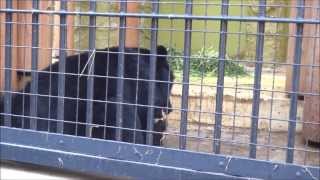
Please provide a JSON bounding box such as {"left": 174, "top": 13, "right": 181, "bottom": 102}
{"left": 0, "top": 46, "right": 174, "bottom": 145}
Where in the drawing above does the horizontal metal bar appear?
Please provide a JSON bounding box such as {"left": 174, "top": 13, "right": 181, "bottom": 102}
{"left": 1, "top": 144, "right": 247, "bottom": 180}
{"left": 1, "top": 22, "right": 320, "bottom": 40}
{"left": 0, "top": 9, "right": 319, "bottom": 24}
{"left": 1, "top": 127, "right": 319, "bottom": 180}
{"left": 0, "top": 0, "right": 313, "bottom": 8}
{"left": 0, "top": 118, "right": 319, "bottom": 154}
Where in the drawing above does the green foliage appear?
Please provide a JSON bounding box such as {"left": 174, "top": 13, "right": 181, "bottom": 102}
{"left": 167, "top": 47, "right": 248, "bottom": 77}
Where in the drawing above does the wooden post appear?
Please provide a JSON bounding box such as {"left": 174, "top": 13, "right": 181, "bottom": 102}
{"left": 303, "top": 54, "right": 320, "bottom": 143}
{"left": 0, "top": 0, "right": 53, "bottom": 91}
{"left": 124, "top": 1, "right": 140, "bottom": 47}
{"left": 16, "top": 1, "right": 52, "bottom": 71}
{"left": 302, "top": 0, "right": 320, "bottom": 143}
{"left": 286, "top": 0, "right": 308, "bottom": 95}
{"left": 52, "top": 1, "right": 74, "bottom": 57}
{"left": 52, "top": 1, "right": 139, "bottom": 54}
{"left": 0, "top": 0, "right": 18, "bottom": 91}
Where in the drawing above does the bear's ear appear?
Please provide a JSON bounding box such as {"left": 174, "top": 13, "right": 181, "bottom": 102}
{"left": 157, "top": 45, "right": 168, "bottom": 55}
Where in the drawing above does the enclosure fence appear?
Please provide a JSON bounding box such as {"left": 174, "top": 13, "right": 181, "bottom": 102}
{"left": 0, "top": 0, "right": 319, "bottom": 179}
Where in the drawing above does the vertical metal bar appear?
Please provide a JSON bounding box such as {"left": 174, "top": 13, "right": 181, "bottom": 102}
{"left": 179, "top": 0, "right": 193, "bottom": 149}
{"left": 146, "top": 0, "right": 159, "bottom": 145}
{"left": 249, "top": 0, "right": 266, "bottom": 158}
{"left": 286, "top": 0, "right": 305, "bottom": 163}
{"left": 85, "top": 0, "right": 96, "bottom": 137}
{"left": 75, "top": 1, "right": 82, "bottom": 136}
{"left": 230, "top": 0, "right": 244, "bottom": 155}
{"left": 47, "top": 0, "right": 55, "bottom": 132}
{"left": 196, "top": 0, "right": 209, "bottom": 152}
{"left": 132, "top": 19, "right": 142, "bottom": 144}
{"left": 4, "top": 0, "right": 13, "bottom": 127}
{"left": 103, "top": 7, "right": 112, "bottom": 139}
{"left": 30, "top": 0, "right": 40, "bottom": 130}
{"left": 116, "top": 0, "right": 127, "bottom": 141}
{"left": 303, "top": 24, "right": 318, "bottom": 165}
{"left": 266, "top": 23, "right": 280, "bottom": 161}
{"left": 213, "top": 0, "right": 229, "bottom": 154}
{"left": 57, "top": 0, "right": 68, "bottom": 133}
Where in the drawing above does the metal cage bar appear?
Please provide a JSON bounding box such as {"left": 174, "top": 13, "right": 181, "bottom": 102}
{"left": 286, "top": 0, "right": 305, "bottom": 164}
{"left": 146, "top": 0, "right": 160, "bottom": 145}
{"left": 116, "top": 0, "right": 127, "bottom": 141}
{"left": 179, "top": 0, "right": 193, "bottom": 150}
{"left": 1, "top": 127, "right": 319, "bottom": 180}
{"left": 3, "top": 0, "right": 13, "bottom": 127}
{"left": 85, "top": 0, "right": 97, "bottom": 137}
{"left": 29, "top": 0, "right": 40, "bottom": 130}
{"left": 0, "top": 1, "right": 319, "bottom": 179}
{"left": 0, "top": 8, "right": 319, "bottom": 24}
{"left": 249, "top": 0, "right": 266, "bottom": 159}
{"left": 213, "top": 0, "right": 229, "bottom": 154}
{"left": 57, "top": 0, "right": 68, "bottom": 133}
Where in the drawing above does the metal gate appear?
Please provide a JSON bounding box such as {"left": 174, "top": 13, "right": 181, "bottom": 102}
{"left": 1, "top": 0, "right": 319, "bottom": 179}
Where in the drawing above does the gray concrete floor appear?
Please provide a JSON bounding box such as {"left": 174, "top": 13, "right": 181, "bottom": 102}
{"left": 0, "top": 161, "right": 121, "bottom": 180}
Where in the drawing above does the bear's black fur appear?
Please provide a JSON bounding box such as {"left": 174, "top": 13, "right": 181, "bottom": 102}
{"left": 0, "top": 46, "right": 173, "bottom": 145}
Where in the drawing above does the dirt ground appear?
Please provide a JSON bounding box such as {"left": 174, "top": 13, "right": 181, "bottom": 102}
{"left": 162, "top": 121, "right": 320, "bottom": 167}
{"left": 162, "top": 67, "right": 319, "bottom": 167}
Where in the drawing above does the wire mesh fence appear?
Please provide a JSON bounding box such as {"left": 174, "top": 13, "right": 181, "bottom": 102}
{"left": 0, "top": 0, "right": 319, "bottom": 179}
